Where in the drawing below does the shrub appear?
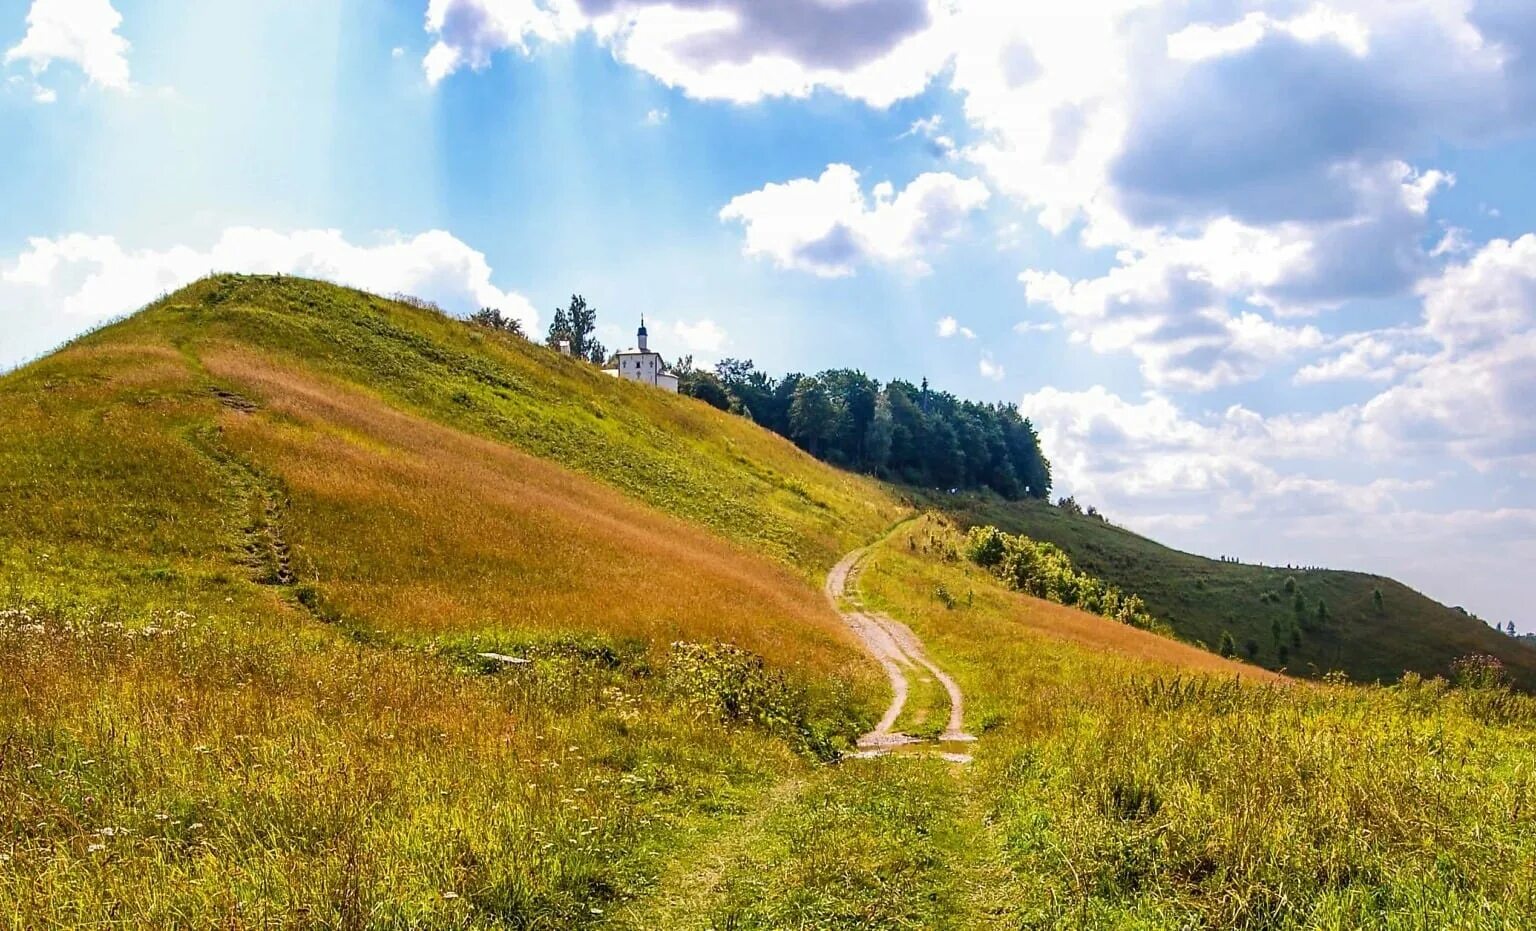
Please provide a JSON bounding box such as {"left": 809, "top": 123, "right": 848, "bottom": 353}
{"left": 935, "top": 585, "right": 957, "bottom": 609}
{"left": 664, "top": 641, "right": 854, "bottom": 760}
{"left": 1450, "top": 654, "right": 1509, "bottom": 690}
{"left": 963, "top": 525, "right": 1165, "bottom": 633}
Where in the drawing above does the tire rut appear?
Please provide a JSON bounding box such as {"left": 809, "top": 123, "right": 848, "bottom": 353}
{"left": 826, "top": 545, "right": 975, "bottom": 758}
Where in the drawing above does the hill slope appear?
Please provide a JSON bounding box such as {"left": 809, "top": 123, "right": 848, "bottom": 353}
{"left": 934, "top": 494, "right": 1536, "bottom": 689}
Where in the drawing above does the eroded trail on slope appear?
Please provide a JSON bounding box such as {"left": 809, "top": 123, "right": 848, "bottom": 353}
{"left": 826, "top": 547, "right": 974, "bottom": 758}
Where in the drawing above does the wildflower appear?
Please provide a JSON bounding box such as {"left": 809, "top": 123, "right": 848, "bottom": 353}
{"left": 87, "top": 844, "right": 105, "bottom": 853}
{"left": 442, "top": 892, "right": 460, "bottom": 900}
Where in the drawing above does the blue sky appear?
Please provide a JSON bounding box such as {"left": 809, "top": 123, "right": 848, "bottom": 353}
{"left": 3, "top": 0, "right": 1535, "bottom": 631}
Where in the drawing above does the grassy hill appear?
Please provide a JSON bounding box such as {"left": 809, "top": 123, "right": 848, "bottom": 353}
{"left": 0, "top": 275, "right": 911, "bottom": 924}
{"left": 931, "top": 493, "right": 1536, "bottom": 689}
{"left": 2, "top": 275, "right": 1532, "bottom": 926}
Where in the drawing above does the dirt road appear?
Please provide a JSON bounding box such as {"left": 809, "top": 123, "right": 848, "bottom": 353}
{"left": 825, "top": 547, "right": 974, "bottom": 752}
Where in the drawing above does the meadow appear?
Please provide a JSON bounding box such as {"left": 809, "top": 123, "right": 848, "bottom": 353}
{"left": 610, "top": 517, "right": 1536, "bottom": 928}
{"left": 0, "top": 277, "right": 903, "bottom": 925}
{"left": 3, "top": 277, "right": 1533, "bottom": 927}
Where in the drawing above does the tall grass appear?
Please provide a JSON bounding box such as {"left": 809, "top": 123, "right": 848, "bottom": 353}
{"left": 0, "top": 276, "right": 891, "bottom": 926}
{"left": 851, "top": 515, "right": 1536, "bottom": 927}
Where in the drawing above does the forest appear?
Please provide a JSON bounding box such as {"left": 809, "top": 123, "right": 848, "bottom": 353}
{"left": 674, "top": 357, "right": 1052, "bottom": 501}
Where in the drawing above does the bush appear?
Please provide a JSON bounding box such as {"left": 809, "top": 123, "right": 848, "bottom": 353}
{"left": 935, "top": 585, "right": 957, "bottom": 609}
{"left": 963, "top": 525, "right": 1165, "bottom": 633}
{"left": 664, "top": 641, "right": 855, "bottom": 760}
{"left": 1450, "top": 654, "right": 1509, "bottom": 690}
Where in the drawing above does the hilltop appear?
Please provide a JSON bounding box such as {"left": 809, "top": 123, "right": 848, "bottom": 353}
{"left": 933, "top": 493, "right": 1536, "bottom": 689}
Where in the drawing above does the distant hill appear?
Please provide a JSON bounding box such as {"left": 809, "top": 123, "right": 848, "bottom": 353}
{"left": 929, "top": 493, "right": 1536, "bottom": 690}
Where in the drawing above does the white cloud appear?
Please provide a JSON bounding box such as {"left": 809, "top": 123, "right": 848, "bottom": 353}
{"left": 1022, "top": 384, "right": 1403, "bottom": 518}
{"left": 978, "top": 354, "right": 1004, "bottom": 381}
{"left": 1017, "top": 162, "right": 1450, "bottom": 389}
{"left": 936, "top": 315, "right": 975, "bottom": 339}
{"left": 719, "top": 163, "right": 989, "bottom": 277}
{"left": 392, "top": 46, "right": 406, "bottom": 59}
{"left": 421, "top": 0, "right": 952, "bottom": 105}
{"left": 1354, "top": 235, "right": 1536, "bottom": 471}
{"left": 668, "top": 317, "right": 728, "bottom": 355}
{"left": 4, "top": 0, "right": 131, "bottom": 94}
{"left": 1293, "top": 330, "right": 1427, "bottom": 385}
{"left": 1166, "top": 7, "right": 1371, "bottom": 63}
{"left": 901, "top": 113, "right": 957, "bottom": 157}
{"left": 422, "top": 0, "right": 573, "bottom": 85}
{"left": 643, "top": 106, "right": 668, "bottom": 125}
{"left": 0, "top": 228, "right": 537, "bottom": 370}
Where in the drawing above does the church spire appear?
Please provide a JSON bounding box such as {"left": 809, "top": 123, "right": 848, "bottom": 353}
{"left": 638, "top": 315, "right": 648, "bottom": 351}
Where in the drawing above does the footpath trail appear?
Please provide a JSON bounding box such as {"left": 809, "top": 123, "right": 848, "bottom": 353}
{"left": 825, "top": 546, "right": 975, "bottom": 756}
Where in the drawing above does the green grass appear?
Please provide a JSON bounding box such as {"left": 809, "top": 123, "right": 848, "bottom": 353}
{"left": 931, "top": 493, "right": 1536, "bottom": 689}
{"left": 4, "top": 275, "right": 1534, "bottom": 926}
{"left": 853, "top": 515, "right": 1536, "bottom": 926}
{"left": 0, "top": 275, "right": 909, "bottom": 926}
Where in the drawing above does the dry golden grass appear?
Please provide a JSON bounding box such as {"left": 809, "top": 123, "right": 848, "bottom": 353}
{"left": 205, "top": 349, "right": 874, "bottom": 684}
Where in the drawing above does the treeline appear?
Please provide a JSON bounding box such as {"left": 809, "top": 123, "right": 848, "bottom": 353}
{"left": 963, "top": 525, "right": 1164, "bottom": 632}
{"left": 676, "top": 358, "right": 1051, "bottom": 500}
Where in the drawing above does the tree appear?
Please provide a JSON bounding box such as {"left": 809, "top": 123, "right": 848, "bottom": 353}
{"left": 1219, "top": 631, "right": 1237, "bottom": 658}
{"left": 546, "top": 305, "right": 571, "bottom": 351}
{"left": 683, "top": 371, "right": 732, "bottom": 411}
{"left": 788, "top": 377, "right": 835, "bottom": 456}
{"left": 1507, "top": 621, "right": 1518, "bottom": 637}
{"left": 1372, "top": 588, "right": 1384, "bottom": 614}
{"left": 864, "top": 393, "right": 895, "bottom": 477}
{"left": 1316, "top": 599, "right": 1329, "bottom": 626}
{"left": 546, "top": 294, "right": 606, "bottom": 363}
{"left": 469, "top": 307, "right": 523, "bottom": 336}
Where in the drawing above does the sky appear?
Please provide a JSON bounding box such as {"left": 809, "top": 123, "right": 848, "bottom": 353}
{"left": 2, "top": 0, "right": 1534, "bottom": 629}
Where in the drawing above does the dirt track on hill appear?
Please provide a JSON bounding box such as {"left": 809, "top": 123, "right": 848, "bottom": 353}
{"left": 826, "top": 548, "right": 973, "bottom": 751}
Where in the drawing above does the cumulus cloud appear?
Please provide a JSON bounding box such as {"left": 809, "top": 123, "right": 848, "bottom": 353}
{"left": 422, "top": 0, "right": 573, "bottom": 85}
{"left": 1022, "top": 384, "right": 1407, "bottom": 520}
{"left": 936, "top": 315, "right": 974, "bottom": 339}
{"left": 0, "top": 228, "right": 536, "bottom": 370}
{"left": 668, "top": 317, "right": 728, "bottom": 356}
{"left": 719, "top": 164, "right": 989, "bottom": 277}
{"left": 1356, "top": 235, "right": 1536, "bottom": 470}
{"left": 422, "top": 0, "right": 951, "bottom": 104}
{"left": 978, "top": 353, "right": 1004, "bottom": 381}
{"left": 4, "top": 0, "right": 131, "bottom": 95}
{"left": 1017, "top": 160, "right": 1451, "bottom": 389}
{"left": 1292, "top": 329, "right": 1428, "bottom": 385}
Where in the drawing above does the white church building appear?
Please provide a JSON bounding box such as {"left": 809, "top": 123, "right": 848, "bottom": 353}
{"left": 603, "top": 317, "right": 678, "bottom": 393}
